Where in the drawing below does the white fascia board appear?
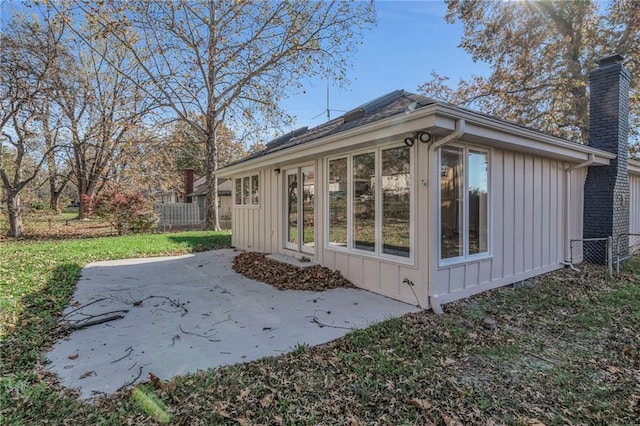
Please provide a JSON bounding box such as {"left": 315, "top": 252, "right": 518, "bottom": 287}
{"left": 629, "top": 159, "right": 640, "bottom": 175}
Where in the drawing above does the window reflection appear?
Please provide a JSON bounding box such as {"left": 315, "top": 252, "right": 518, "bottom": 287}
{"left": 468, "top": 151, "right": 488, "bottom": 254}
{"left": 353, "top": 152, "right": 376, "bottom": 252}
{"left": 382, "top": 146, "right": 410, "bottom": 257}
{"left": 440, "top": 146, "right": 464, "bottom": 259}
{"left": 328, "top": 158, "right": 347, "bottom": 247}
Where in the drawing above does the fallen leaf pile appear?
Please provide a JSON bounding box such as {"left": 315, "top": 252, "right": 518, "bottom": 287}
{"left": 232, "top": 252, "right": 355, "bottom": 291}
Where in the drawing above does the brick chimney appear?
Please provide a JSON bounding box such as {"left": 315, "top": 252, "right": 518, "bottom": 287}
{"left": 184, "top": 169, "right": 194, "bottom": 203}
{"left": 583, "top": 54, "right": 630, "bottom": 258}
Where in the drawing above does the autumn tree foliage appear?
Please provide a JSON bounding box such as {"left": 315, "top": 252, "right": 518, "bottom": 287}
{"left": 66, "top": 0, "right": 376, "bottom": 230}
{"left": 49, "top": 25, "right": 153, "bottom": 219}
{"left": 88, "top": 189, "right": 158, "bottom": 235}
{"left": 419, "top": 0, "right": 639, "bottom": 152}
{"left": 0, "top": 12, "right": 66, "bottom": 237}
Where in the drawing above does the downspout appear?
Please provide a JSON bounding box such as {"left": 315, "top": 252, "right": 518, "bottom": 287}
{"left": 563, "top": 154, "right": 596, "bottom": 269}
{"left": 427, "top": 119, "right": 466, "bottom": 314}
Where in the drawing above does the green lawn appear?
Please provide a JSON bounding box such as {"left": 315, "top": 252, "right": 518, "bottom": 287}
{"left": 1, "top": 233, "right": 639, "bottom": 424}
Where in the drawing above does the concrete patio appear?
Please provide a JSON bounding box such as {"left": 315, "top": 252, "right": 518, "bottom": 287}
{"left": 46, "top": 249, "right": 420, "bottom": 399}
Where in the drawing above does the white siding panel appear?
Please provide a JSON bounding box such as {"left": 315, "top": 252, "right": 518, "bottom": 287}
{"left": 379, "top": 263, "right": 398, "bottom": 294}
{"left": 541, "top": 158, "right": 551, "bottom": 266}
{"left": 362, "top": 257, "right": 380, "bottom": 290}
{"left": 502, "top": 151, "right": 515, "bottom": 278}
{"left": 514, "top": 153, "right": 525, "bottom": 274}
{"left": 533, "top": 158, "right": 543, "bottom": 268}
{"left": 478, "top": 260, "right": 492, "bottom": 284}
{"left": 334, "top": 252, "right": 349, "bottom": 276}
{"left": 569, "top": 167, "right": 587, "bottom": 241}
{"left": 491, "top": 150, "right": 504, "bottom": 280}
{"left": 348, "top": 255, "right": 364, "bottom": 287}
{"left": 398, "top": 265, "right": 423, "bottom": 305}
{"left": 523, "top": 155, "right": 534, "bottom": 272}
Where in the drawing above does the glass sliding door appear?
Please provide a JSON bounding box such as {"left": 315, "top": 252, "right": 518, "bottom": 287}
{"left": 286, "top": 170, "right": 298, "bottom": 249}
{"left": 301, "top": 167, "right": 315, "bottom": 254}
{"left": 284, "top": 166, "right": 315, "bottom": 254}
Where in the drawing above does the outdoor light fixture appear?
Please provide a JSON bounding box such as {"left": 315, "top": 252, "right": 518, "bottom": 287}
{"left": 403, "top": 131, "right": 432, "bottom": 147}
{"left": 274, "top": 168, "right": 281, "bottom": 174}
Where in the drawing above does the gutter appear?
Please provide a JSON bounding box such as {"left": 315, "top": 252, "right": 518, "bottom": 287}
{"left": 563, "top": 154, "right": 596, "bottom": 266}
{"left": 428, "top": 119, "right": 466, "bottom": 315}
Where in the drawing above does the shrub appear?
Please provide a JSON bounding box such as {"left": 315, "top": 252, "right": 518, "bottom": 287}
{"left": 94, "top": 190, "right": 158, "bottom": 235}
{"left": 29, "top": 201, "right": 46, "bottom": 211}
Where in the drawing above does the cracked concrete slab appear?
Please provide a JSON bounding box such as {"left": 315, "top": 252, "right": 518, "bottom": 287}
{"left": 46, "top": 249, "right": 420, "bottom": 399}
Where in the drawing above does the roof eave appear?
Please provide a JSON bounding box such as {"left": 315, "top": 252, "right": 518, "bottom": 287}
{"left": 217, "top": 104, "right": 442, "bottom": 176}
{"left": 433, "top": 104, "right": 614, "bottom": 165}
{"left": 217, "top": 102, "right": 615, "bottom": 177}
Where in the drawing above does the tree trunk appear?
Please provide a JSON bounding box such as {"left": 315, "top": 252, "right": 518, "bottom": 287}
{"left": 6, "top": 189, "right": 24, "bottom": 238}
{"left": 77, "top": 177, "right": 88, "bottom": 219}
{"left": 204, "top": 0, "right": 221, "bottom": 232}
{"left": 204, "top": 129, "right": 221, "bottom": 231}
{"left": 50, "top": 189, "right": 62, "bottom": 214}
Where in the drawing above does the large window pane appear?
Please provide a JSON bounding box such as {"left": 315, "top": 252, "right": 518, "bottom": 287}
{"left": 235, "top": 179, "right": 241, "bottom": 205}
{"left": 328, "top": 158, "right": 347, "bottom": 247}
{"left": 287, "top": 173, "right": 298, "bottom": 244}
{"left": 242, "top": 176, "right": 250, "bottom": 204}
{"left": 353, "top": 152, "right": 376, "bottom": 252}
{"left": 251, "top": 175, "right": 259, "bottom": 205}
{"left": 441, "top": 146, "right": 464, "bottom": 259}
{"left": 302, "top": 170, "right": 315, "bottom": 248}
{"left": 468, "top": 151, "right": 488, "bottom": 254}
{"left": 382, "top": 146, "right": 410, "bottom": 257}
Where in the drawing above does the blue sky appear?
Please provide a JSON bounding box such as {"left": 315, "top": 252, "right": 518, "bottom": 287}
{"left": 280, "top": 0, "right": 492, "bottom": 131}
{"left": 0, "top": 0, "right": 491, "bottom": 135}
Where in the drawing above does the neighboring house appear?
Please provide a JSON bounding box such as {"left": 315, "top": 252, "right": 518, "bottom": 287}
{"left": 188, "top": 176, "right": 233, "bottom": 221}
{"left": 217, "top": 55, "right": 639, "bottom": 311}
{"left": 154, "top": 190, "right": 180, "bottom": 204}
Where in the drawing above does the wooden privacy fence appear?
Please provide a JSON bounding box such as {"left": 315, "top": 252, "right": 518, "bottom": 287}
{"left": 154, "top": 203, "right": 203, "bottom": 229}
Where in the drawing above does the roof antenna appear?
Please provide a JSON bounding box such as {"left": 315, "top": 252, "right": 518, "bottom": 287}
{"left": 326, "top": 82, "right": 330, "bottom": 121}
{"left": 312, "top": 80, "right": 346, "bottom": 121}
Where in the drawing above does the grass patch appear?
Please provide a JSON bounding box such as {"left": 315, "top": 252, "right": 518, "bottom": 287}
{"left": 1, "top": 239, "right": 639, "bottom": 424}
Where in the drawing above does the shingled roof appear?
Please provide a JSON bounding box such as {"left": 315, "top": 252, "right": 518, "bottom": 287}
{"left": 225, "top": 90, "right": 437, "bottom": 168}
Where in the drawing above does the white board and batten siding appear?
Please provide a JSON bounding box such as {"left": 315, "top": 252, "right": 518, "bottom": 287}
{"left": 232, "top": 169, "right": 280, "bottom": 254}
{"left": 229, "top": 144, "right": 618, "bottom": 308}
{"left": 432, "top": 148, "right": 583, "bottom": 304}
{"left": 231, "top": 157, "right": 425, "bottom": 306}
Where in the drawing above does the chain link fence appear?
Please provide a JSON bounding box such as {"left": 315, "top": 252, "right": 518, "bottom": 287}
{"left": 570, "top": 237, "right": 613, "bottom": 276}
{"left": 615, "top": 233, "right": 640, "bottom": 274}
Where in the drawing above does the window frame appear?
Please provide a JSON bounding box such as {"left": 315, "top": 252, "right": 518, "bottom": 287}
{"left": 324, "top": 141, "right": 415, "bottom": 265}
{"left": 234, "top": 173, "right": 260, "bottom": 207}
{"left": 438, "top": 143, "right": 491, "bottom": 267}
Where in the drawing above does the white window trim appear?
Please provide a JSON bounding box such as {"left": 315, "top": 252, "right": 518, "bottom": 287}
{"left": 283, "top": 164, "right": 316, "bottom": 255}
{"left": 234, "top": 173, "right": 260, "bottom": 208}
{"left": 438, "top": 143, "right": 492, "bottom": 267}
{"left": 324, "top": 141, "right": 415, "bottom": 265}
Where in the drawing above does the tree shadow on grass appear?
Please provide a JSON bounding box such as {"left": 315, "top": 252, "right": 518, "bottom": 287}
{"left": 1, "top": 263, "right": 82, "bottom": 376}
{"left": 0, "top": 263, "right": 110, "bottom": 423}
{"left": 166, "top": 233, "right": 232, "bottom": 252}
